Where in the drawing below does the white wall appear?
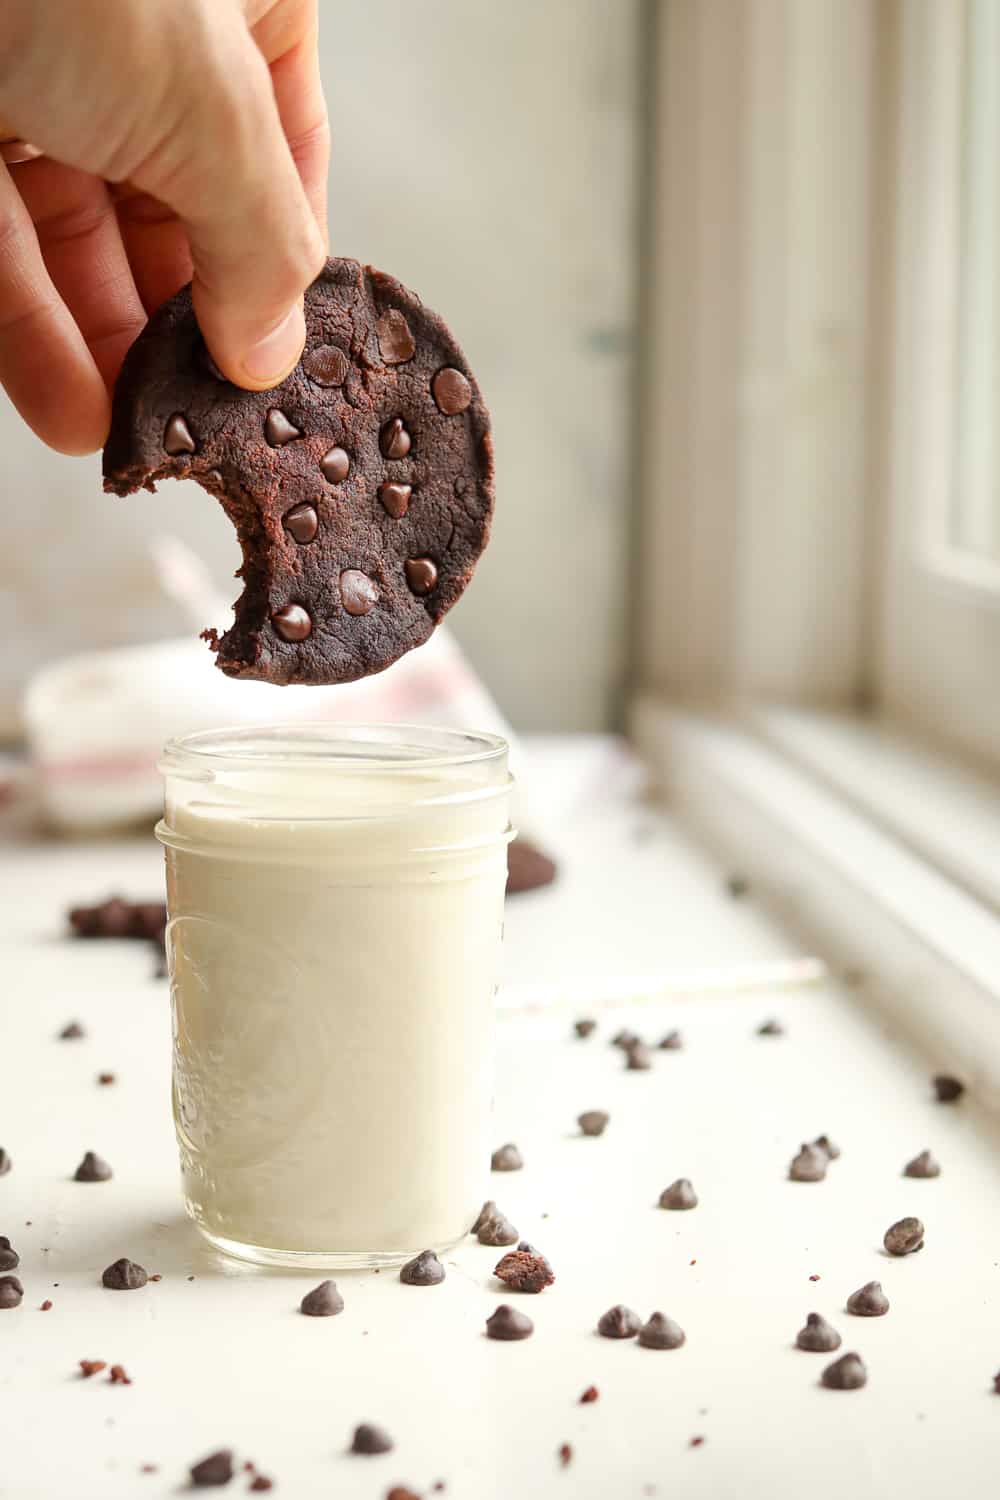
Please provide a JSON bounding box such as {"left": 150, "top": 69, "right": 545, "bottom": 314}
{"left": 0, "top": 0, "right": 640, "bottom": 735}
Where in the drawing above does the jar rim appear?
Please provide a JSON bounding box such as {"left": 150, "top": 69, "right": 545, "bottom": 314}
{"left": 159, "top": 722, "right": 508, "bottom": 777}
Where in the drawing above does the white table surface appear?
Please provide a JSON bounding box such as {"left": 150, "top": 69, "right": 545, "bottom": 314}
{"left": 2, "top": 736, "right": 998, "bottom": 1499}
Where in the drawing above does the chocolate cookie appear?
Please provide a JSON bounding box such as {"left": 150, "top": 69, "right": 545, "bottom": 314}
{"left": 104, "top": 259, "right": 494, "bottom": 686}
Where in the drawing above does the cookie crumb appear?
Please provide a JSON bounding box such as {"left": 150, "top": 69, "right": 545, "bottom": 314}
{"left": 557, "top": 1444, "right": 573, "bottom": 1468}
{"left": 689, "top": 1436, "right": 706, "bottom": 1448}
{"left": 579, "top": 1385, "right": 599, "bottom": 1404}
{"left": 109, "top": 1364, "right": 131, "bottom": 1384}
{"left": 40, "top": 1299, "right": 53, "bottom": 1311}
{"left": 79, "top": 1360, "right": 107, "bottom": 1378}
{"left": 493, "top": 1249, "right": 554, "bottom": 1294}
{"left": 932, "top": 1074, "right": 964, "bottom": 1103}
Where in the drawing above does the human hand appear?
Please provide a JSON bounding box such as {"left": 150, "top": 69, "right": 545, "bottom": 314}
{"left": 0, "top": 0, "right": 329, "bottom": 454}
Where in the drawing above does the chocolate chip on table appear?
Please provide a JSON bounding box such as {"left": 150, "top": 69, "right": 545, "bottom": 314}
{"left": 993, "top": 1371, "right": 1000, "bottom": 1395}
{"left": 350, "top": 1423, "right": 394, "bottom": 1455}
{"left": 904, "top": 1149, "right": 941, "bottom": 1179}
{"left": 847, "top": 1281, "right": 889, "bottom": 1317}
{"left": 74, "top": 1152, "right": 112, "bottom": 1183}
{"left": 883, "top": 1217, "right": 924, "bottom": 1256}
{"left": 726, "top": 875, "right": 749, "bottom": 899}
{"left": 490, "top": 1143, "right": 523, "bottom": 1173}
{"left": 933, "top": 1075, "right": 964, "bottom": 1103}
{"left": 574, "top": 1019, "right": 597, "bottom": 1039}
{"left": 189, "top": 1450, "right": 234, "bottom": 1488}
{"left": 789, "top": 1143, "right": 828, "bottom": 1182}
{"left": 557, "top": 1443, "right": 573, "bottom": 1469}
{"left": 577, "top": 1111, "right": 610, "bottom": 1137}
{"left": 97, "top": 1072, "right": 116, "bottom": 1087}
{"left": 432, "top": 368, "right": 473, "bottom": 415}
{"left": 386, "top": 1489, "right": 422, "bottom": 1500}
{"left": 813, "top": 1135, "right": 840, "bottom": 1160}
{"left": 821, "top": 1352, "right": 868, "bottom": 1390}
{"left": 506, "top": 837, "right": 557, "bottom": 895}
{"left": 0, "top": 1276, "right": 23, "bottom": 1309}
{"left": 611, "top": 1029, "right": 640, "bottom": 1050}
{"left": 0, "top": 1148, "right": 11, "bottom": 1176}
{"left": 580, "top": 1385, "right": 599, "bottom": 1404}
{"left": 300, "top": 1280, "right": 344, "bottom": 1316}
{"left": 399, "top": 1250, "right": 445, "bottom": 1286}
{"left": 625, "top": 1040, "right": 653, "bottom": 1071}
{"left": 795, "top": 1314, "right": 842, "bottom": 1352}
{"left": 58, "top": 1021, "right": 85, "bottom": 1040}
{"left": 79, "top": 1360, "right": 107, "bottom": 1378}
{"left": 658, "top": 1030, "right": 682, "bottom": 1050}
{"left": 109, "top": 1364, "right": 131, "bottom": 1385}
{"left": 39, "top": 1299, "right": 53, "bottom": 1311}
{"left": 659, "top": 1179, "right": 698, "bottom": 1211}
{"left": 637, "top": 1312, "right": 686, "bottom": 1350}
{"left": 68, "top": 896, "right": 166, "bottom": 941}
{"left": 102, "top": 1259, "right": 148, "bottom": 1291}
{"left": 0, "top": 1237, "right": 18, "bottom": 1271}
{"left": 340, "top": 570, "right": 380, "bottom": 616}
{"left": 485, "top": 1304, "right": 534, "bottom": 1341}
{"left": 597, "top": 1305, "right": 642, "bottom": 1340}
{"left": 493, "top": 1250, "right": 555, "bottom": 1294}
{"left": 271, "top": 603, "right": 312, "bottom": 642}
{"left": 320, "top": 445, "right": 350, "bottom": 484}
{"left": 757, "top": 1018, "right": 784, "bottom": 1037}
{"left": 475, "top": 1205, "right": 519, "bottom": 1247}
{"left": 283, "top": 502, "right": 319, "bottom": 544}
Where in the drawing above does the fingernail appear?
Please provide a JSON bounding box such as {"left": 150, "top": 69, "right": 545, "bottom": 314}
{"left": 241, "top": 303, "right": 306, "bottom": 386}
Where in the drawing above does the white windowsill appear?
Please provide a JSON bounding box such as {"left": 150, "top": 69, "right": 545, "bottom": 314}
{"left": 632, "top": 697, "right": 1000, "bottom": 1112}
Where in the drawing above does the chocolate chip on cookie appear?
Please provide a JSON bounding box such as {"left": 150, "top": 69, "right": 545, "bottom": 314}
{"left": 104, "top": 259, "right": 494, "bottom": 686}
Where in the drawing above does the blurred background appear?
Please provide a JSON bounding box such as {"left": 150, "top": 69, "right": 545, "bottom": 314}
{"left": 1, "top": 0, "right": 999, "bottom": 792}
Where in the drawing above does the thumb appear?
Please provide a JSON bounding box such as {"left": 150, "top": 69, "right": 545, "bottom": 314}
{"left": 135, "top": 20, "right": 326, "bottom": 388}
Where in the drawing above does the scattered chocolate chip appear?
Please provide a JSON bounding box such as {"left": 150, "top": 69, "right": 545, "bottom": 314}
{"left": 821, "top": 1352, "right": 867, "bottom": 1390}
{"left": 0, "top": 1238, "right": 18, "bottom": 1271}
{"left": 58, "top": 1021, "right": 84, "bottom": 1040}
{"left": 97, "top": 1072, "right": 116, "bottom": 1086}
{"left": 376, "top": 309, "right": 416, "bottom": 364}
{"left": 39, "top": 1299, "right": 52, "bottom": 1311}
{"left": 493, "top": 1250, "right": 555, "bottom": 1294}
{"left": 283, "top": 502, "right": 319, "bottom": 544}
{"left": 300, "top": 1280, "right": 344, "bottom": 1316}
{"left": 405, "top": 558, "right": 438, "bottom": 595}
{"left": 190, "top": 1449, "right": 234, "bottom": 1487}
{"left": 380, "top": 417, "right": 411, "bottom": 459}
{"left": 847, "top": 1281, "right": 889, "bottom": 1317}
{"left": 574, "top": 1019, "right": 597, "bottom": 1039}
{"left": 789, "top": 1144, "right": 827, "bottom": 1182}
{"left": 796, "top": 1314, "right": 841, "bottom": 1352}
{"left": 904, "top": 1149, "right": 941, "bottom": 1179}
{"left": 109, "top": 1364, "right": 131, "bottom": 1384}
{"left": 578, "top": 1111, "right": 610, "bottom": 1137}
{"left": 340, "top": 570, "right": 380, "bottom": 615}
{"left": 658, "top": 1030, "right": 683, "bottom": 1050}
{"left": 485, "top": 1304, "right": 534, "bottom": 1341}
{"left": 757, "top": 1018, "right": 783, "bottom": 1037}
{"left": 611, "top": 1029, "right": 640, "bottom": 1050}
{"left": 993, "top": 1371, "right": 1000, "bottom": 1394}
{"left": 476, "top": 1205, "right": 519, "bottom": 1247}
{"left": 69, "top": 897, "right": 166, "bottom": 942}
{"left": 883, "top": 1217, "right": 924, "bottom": 1256}
{"left": 432, "top": 367, "right": 472, "bottom": 415}
{"left": 725, "top": 875, "right": 749, "bottom": 899}
{"left": 638, "top": 1312, "right": 686, "bottom": 1350}
{"left": 490, "top": 1143, "right": 523, "bottom": 1173}
{"left": 933, "top": 1075, "right": 964, "bottom": 1103}
{"left": 557, "top": 1443, "right": 573, "bottom": 1468}
{"left": 813, "top": 1135, "right": 840, "bottom": 1160}
{"left": 506, "top": 837, "right": 558, "bottom": 894}
{"left": 102, "top": 1258, "right": 147, "bottom": 1291}
{"left": 320, "top": 446, "right": 350, "bottom": 483}
{"left": 79, "top": 1360, "right": 106, "bottom": 1377}
{"left": 0, "top": 1149, "right": 11, "bottom": 1176}
{"left": 248, "top": 1479, "right": 273, "bottom": 1493}
{"left": 659, "top": 1178, "right": 698, "bottom": 1211}
{"left": 597, "top": 1305, "right": 642, "bottom": 1339}
{"left": 399, "top": 1250, "right": 445, "bottom": 1286}
{"left": 625, "top": 1040, "right": 653, "bottom": 1071}
{"left": 75, "top": 1152, "right": 112, "bottom": 1183}
{"left": 303, "top": 344, "right": 349, "bottom": 386}
{"left": 580, "top": 1385, "right": 599, "bottom": 1404}
{"left": 351, "top": 1423, "right": 394, "bottom": 1455}
{"left": 164, "top": 413, "right": 196, "bottom": 455}
{"left": 265, "top": 409, "right": 301, "bottom": 447}
{"left": 379, "top": 482, "right": 412, "bottom": 518}
{"left": 271, "top": 603, "right": 312, "bottom": 642}
{"left": 386, "top": 1489, "right": 421, "bottom": 1500}
{"left": 0, "top": 1276, "right": 23, "bottom": 1309}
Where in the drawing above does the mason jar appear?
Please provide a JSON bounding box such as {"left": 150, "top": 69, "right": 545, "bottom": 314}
{"left": 156, "top": 724, "right": 512, "bottom": 1268}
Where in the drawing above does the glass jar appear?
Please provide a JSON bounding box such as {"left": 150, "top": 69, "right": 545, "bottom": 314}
{"left": 156, "top": 724, "right": 513, "bottom": 1268}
